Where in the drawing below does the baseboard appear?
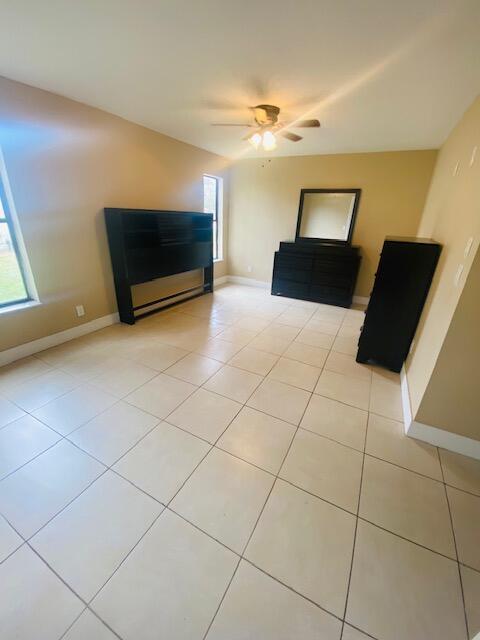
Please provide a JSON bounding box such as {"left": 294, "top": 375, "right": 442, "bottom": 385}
{"left": 213, "top": 275, "right": 228, "bottom": 286}
{"left": 400, "top": 365, "right": 480, "bottom": 460}
{"left": 226, "top": 275, "right": 270, "bottom": 289}
{"left": 0, "top": 313, "right": 119, "bottom": 367}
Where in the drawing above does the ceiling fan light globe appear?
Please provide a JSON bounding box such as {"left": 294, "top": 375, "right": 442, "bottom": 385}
{"left": 262, "top": 130, "right": 277, "bottom": 151}
{"left": 249, "top": 132, "right": 262, "bottom": 149}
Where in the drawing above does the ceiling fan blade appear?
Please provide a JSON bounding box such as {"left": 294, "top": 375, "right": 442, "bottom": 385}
{"left": 294, "top": 119, "right": 321, "bottom": 128}
{"left": 211, "top": 123, "right": 253, "bottom": 127}
{"left": 280, "top": 131, "right": 303, "bottom": 142}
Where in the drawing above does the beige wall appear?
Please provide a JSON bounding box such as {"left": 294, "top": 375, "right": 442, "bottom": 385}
{"left": 406, "top": 96, "right": 480, "bottom": 419}
{"left": 0, "top": 76, "right": 230, "bottom": 352}
{"left": 228, "top": 150, "right": 437, "bottom": 297}
{"left": 415, "top": 246, "right": 480, "bottom": 440}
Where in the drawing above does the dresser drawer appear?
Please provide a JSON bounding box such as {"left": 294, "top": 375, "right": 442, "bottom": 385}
{"left": 275, "top": 253, "right": 313, "bottom": 271}
{"left": 272, "top": 279, "right": 310, "bottom": 298}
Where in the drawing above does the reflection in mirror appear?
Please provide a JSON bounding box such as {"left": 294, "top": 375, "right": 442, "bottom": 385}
{"left": 297, "top": 189, "right": 360, "bottom": 243}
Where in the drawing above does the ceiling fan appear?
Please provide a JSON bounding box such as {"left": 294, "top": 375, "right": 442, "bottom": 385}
{"left": 211, "top": 104, "right": 320, "bottom": 151}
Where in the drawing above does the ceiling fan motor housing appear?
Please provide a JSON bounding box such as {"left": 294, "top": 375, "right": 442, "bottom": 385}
{"left": 253, "top": 104, "right": 280, "bottom": 126}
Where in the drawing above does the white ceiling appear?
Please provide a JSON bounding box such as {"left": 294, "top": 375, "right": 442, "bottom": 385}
{"left": 0, "top": 0, "right": 479, "bottom": 158}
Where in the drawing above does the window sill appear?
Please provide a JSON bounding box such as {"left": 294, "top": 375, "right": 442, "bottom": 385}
{"left": 0, "top": 299, "right": 41, "bottom": 316}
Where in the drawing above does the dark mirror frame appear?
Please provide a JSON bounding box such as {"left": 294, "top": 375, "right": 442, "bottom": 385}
{"left": 295, "top": 188, "right": 361, "bottom": 245}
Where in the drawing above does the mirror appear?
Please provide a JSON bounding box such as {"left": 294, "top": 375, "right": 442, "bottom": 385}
{"left": 295, "top": 189, "right": 361, "bottom": 244}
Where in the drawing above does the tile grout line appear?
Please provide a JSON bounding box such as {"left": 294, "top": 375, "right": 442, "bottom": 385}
{"left": 438, "top": 448, "right": 470, "bottom": 640}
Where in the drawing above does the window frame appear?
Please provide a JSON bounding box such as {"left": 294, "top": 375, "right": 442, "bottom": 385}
{"left": 203, "top": 174, "right": 223, "bottom": 262}
{"left": 0, "top": 150, "right": 36, "bottom": 310}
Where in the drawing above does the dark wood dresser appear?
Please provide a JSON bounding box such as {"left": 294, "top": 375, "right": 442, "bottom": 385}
{"left": 271, "top": 241, "right": 361, "bottom": 307}
{"left": 356, "top": 237, "right": 441, "bottom": 372}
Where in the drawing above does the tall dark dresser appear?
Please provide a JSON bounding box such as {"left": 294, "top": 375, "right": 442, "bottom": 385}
{"left": 356, "top": 237, "right": 441, "bottom": 372}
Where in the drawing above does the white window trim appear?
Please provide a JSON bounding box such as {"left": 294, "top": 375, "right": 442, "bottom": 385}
{"left": 0, "top": 146, "right": 39, "bottom": 307}
{"left": 204, "top": 173, "right": 223, "bottom": 263}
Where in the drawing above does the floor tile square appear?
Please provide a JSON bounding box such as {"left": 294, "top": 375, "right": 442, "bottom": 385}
{"left": 0, "top": 415, "right": 60, "bottom": 480}
{"left": 305, "top": 318, "right": 340, "bottom": 335}
{"left": 126, "top": 342, "right": 188, "bottom": 371}
{"left": 235, "top": 315, "right": 271, "bottom": 332}
{"left": 261, "top": 323, "right": 300, "bottom": 341}
{"left": 280, "top": 429, "right": 363, "bottom": 512}
{"left": 325, "top": 351, "right": 372, "bottom": 381}
{"left": 0, "top": 395, "right": 25, "bottom": 429}
{"left": 360, "top": 456, "right": 455, "bottom": 557}
{"left": 268, "top": 357, "right": 321, "bottom": 391}
{"left": 369, "top": 371, "right": 403, "bottom": 421}
{"left": 206, "top": 560, "right": 342, "bottom": 640}
{"left": 0, "top": 514, "right": 22, "bottom": 562}
{"left": 126, "top": 373, "right": 196, "bottom": 418}
{"left": 0, "top": 356, "right": 52, "bottom": 393}
{"left": 165, "top": 353, "right": 222, "bottom": 385}
{"left": 282, "top": 341, "right": 329, "bottom": 368}
{"left": 91, "top": 360, "right": 157, "bottom": 397}
{"left": 91, "top": 510, "right": 237, "bottom": 640}
{"left": 216, "top": 326, "right": 258, "bottom": 346}
{"left": 366, "top": 413, "right": 442, "bottom": 480}
{"left": 301, "top": 394, "right": 367, "bottom": 451}
{"left": 171, "top": 448, "right": 274, "bottom": 552}
{"left": 0, "top": 440, "right": 104, "bottom": 538}
{"left": 203, "top": 365, "right": 263, "bottom": 404}
{"left": 32, "top": 384, "right": 117, "bottom": 435}
{"left": 346, "top": 520, "right": 466, "bottom": 640}
{"left": 167, "top": 388, "right": 242, "bottom": 443}
{"left": 114, "top": 421, "right": 209, "bottom": 503}
{"left": 195, "top": 337, "right": 243, "bottom": 362}
{"left": 4, "top": 369, "right": 79, "bottom": 411}
{"left": 248, "top": 333, "right": 291, "bottom": 355}
{"left": 275, "top": 309, "right": 313, "bottom": 329}
{"left": 0, "top": 545, "right": 83, "bottom": 639}
{"left": 315, "top": 370, "right": 370, "bottom": 410}
{"left": 332, "top": 335, "right": 358, "bottom": 356}
{"left": 447, "top": 486, "right": 480, "bottom": 571}
{"left": 245, "top": 480, "right": 356, "bottom": 617}
{"left": 295, "top": 328, "right": 335, "bottom": 349}
{"left": 247, "top": 378, "right": 311, "bottom": 425}
{"left": 228, "top": 347, "right": 279, "bottom": 376}
{"left": 218, "top": 406, "right": 295, "bottom": 474}
{"left": 31, "top": 471, "right": 162, "bottom": 600}
{"left": 63, "top": 609, "right": 117, "bottom": 640}
{"left": 461, "top": 564, "right": 480, "bottom": 640}
{"left": 69, "top": 401, "right": 159, "bottom": 466}
{"left": 439, "top": 449, "right": 480, "bottom": 496}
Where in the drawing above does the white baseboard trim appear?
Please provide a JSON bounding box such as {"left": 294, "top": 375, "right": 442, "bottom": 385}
{"left": 226, "top": 275, "right": 270, "bottom": 289}
{"left": 0, "top": 313, "right": 119, "bottom": 367}
{"left": 400, "top": 365, "right": 480, "bottom": 460}
{"left": 214, "top": 275, "right": 228, "bottom": 286}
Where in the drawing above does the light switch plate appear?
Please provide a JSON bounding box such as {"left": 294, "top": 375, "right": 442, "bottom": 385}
{"left": 75, "top": 305, "right": 85, "bottom": 317}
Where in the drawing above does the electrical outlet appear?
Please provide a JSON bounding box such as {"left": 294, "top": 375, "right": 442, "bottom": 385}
{"left": 464, "top": 236, "right": 474, "bottom": 258}
{"left": 470, "top": 146, "right": 477, "bottom": 167}
{"left": 75, "top": 305, "right": 85, "bottom": 317}
{"left": 247, "top": 265, "right": 252, "bottom": 273}
{"left": 454, "top": 264, "right": 464, "bottom": 287}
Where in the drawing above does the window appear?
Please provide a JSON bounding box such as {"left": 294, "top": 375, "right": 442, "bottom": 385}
{"left": 203, "top": 174, "right": 222, "bottom": 261}
{"left": 0, "top": 162, "right": 32, "bottom": 308}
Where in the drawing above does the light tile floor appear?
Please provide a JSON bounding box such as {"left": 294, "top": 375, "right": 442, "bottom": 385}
{"left": 0, "top": 284, "right": 478, "bottom": 639}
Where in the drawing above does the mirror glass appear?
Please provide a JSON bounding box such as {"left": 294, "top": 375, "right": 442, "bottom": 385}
{"left": 297, "top": 190, "right": 359, "bottom": 243}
